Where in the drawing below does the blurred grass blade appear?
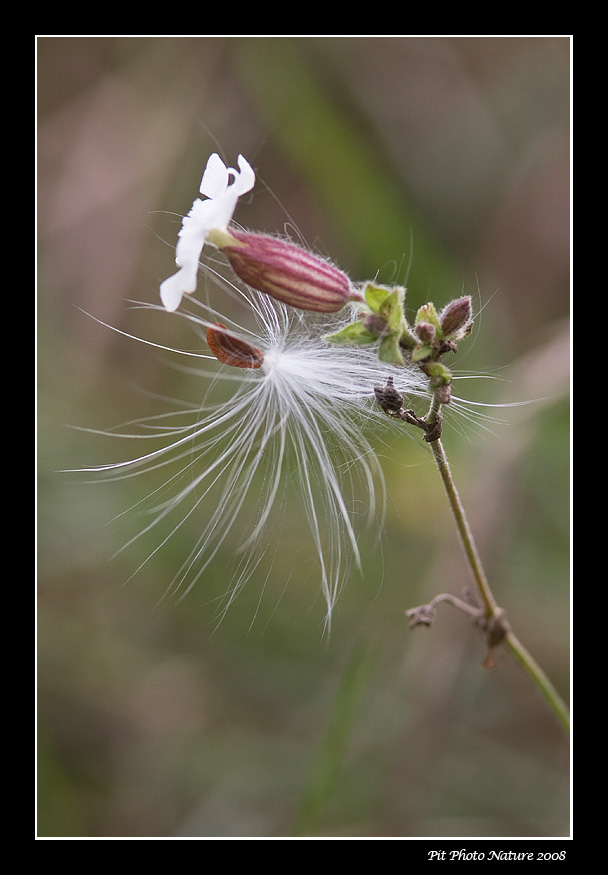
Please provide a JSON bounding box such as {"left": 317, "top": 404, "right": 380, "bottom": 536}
{"left": 292, "top": 643, "right": 376, "bottom": 836}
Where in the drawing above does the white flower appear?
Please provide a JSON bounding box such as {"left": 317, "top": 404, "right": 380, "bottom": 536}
{"left": 160, "top": 153, "right": 255, "bottom": 312}
{"left": 80, "top": 283, "right": 429, "bottom": 631}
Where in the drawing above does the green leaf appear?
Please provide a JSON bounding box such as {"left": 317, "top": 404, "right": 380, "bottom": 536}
{"left": 411, "top": 344, "right": 433, "bottom": 362}
{"left": 379, "top": 288, "right": 405, "bottom": 333}
{"left": 325, "top": 320, "right": 378, "bottom": 346}
{"left": 363, "top": 282, "right": 392, "bottom": 313}
{"left": 378, "top": 333, "right": 404, "bottom": 365}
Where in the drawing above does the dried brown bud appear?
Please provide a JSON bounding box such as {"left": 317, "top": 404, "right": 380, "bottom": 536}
{"left": 374, "top": 377, "right": 404, "bottom": 414}
{"left": 405, "top": 604, "right": 436, "bottom": 628}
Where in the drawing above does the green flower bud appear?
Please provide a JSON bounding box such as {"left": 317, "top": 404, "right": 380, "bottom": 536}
{"left": 415, "top": 302, "right": 442, "bottom": 336}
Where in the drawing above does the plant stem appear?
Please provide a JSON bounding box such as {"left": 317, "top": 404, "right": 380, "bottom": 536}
{"left": 429, "top": 437, "right": 498, "bottom": 618}
{"left": 428, "top": 434, "right": 570, "bottom": 732}
{"left": 503, "top": 630, "right": 570, "bottom": 731}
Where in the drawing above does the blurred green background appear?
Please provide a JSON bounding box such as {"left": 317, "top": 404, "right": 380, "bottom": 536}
{"left": 37, "top": 36, "right": 570, "bottom": 838}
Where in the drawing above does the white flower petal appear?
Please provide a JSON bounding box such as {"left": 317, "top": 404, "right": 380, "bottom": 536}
{"left": 160, "top": 270, "right": 189, "bottom": 312}
{"left": 160, "top": 154, "right": 257, "bottom": 311}
{"left": 234, "top": 155, "right": 256, "bottom": 196}
{"left": 199, "top": 152, "right": 229, "bottom": 199}
{"left": 174, "top": 200, "right": 210, "bottom": 263}
{"left": 203, "top": 156, "right": 256, "bottom": 232}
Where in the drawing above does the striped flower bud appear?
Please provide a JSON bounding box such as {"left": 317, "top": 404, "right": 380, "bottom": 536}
{"left": 216, "top": 229, "right": 364, "bottom": 314}
{"left": 439, "top": 296, "right": 473, "bottom": 340}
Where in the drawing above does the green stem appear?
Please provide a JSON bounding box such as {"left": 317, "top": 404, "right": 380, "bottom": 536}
{"left": 428, "top": 434, "right": 569, "bottom": 732}
{"left": 503, "top": 632, "right": 570, "bottom": 731}
{"left": 429, "top": 437, "right": 498, "bottom": 617}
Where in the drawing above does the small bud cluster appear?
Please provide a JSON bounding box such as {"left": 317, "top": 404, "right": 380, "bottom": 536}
{"left": 326, "top": 283, "right": 473, "bottom": 406}
{"left": 206, "top": 226, "right": 473, "bottom": 411}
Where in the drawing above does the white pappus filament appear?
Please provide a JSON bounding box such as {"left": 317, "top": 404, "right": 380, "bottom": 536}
{"left": 77, "top": 281, "right": 429, "bottom": 631}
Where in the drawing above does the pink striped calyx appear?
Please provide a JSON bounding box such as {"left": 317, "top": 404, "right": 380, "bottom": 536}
{"left": 215, "top": 229, "right": 364, "bottom": 313}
